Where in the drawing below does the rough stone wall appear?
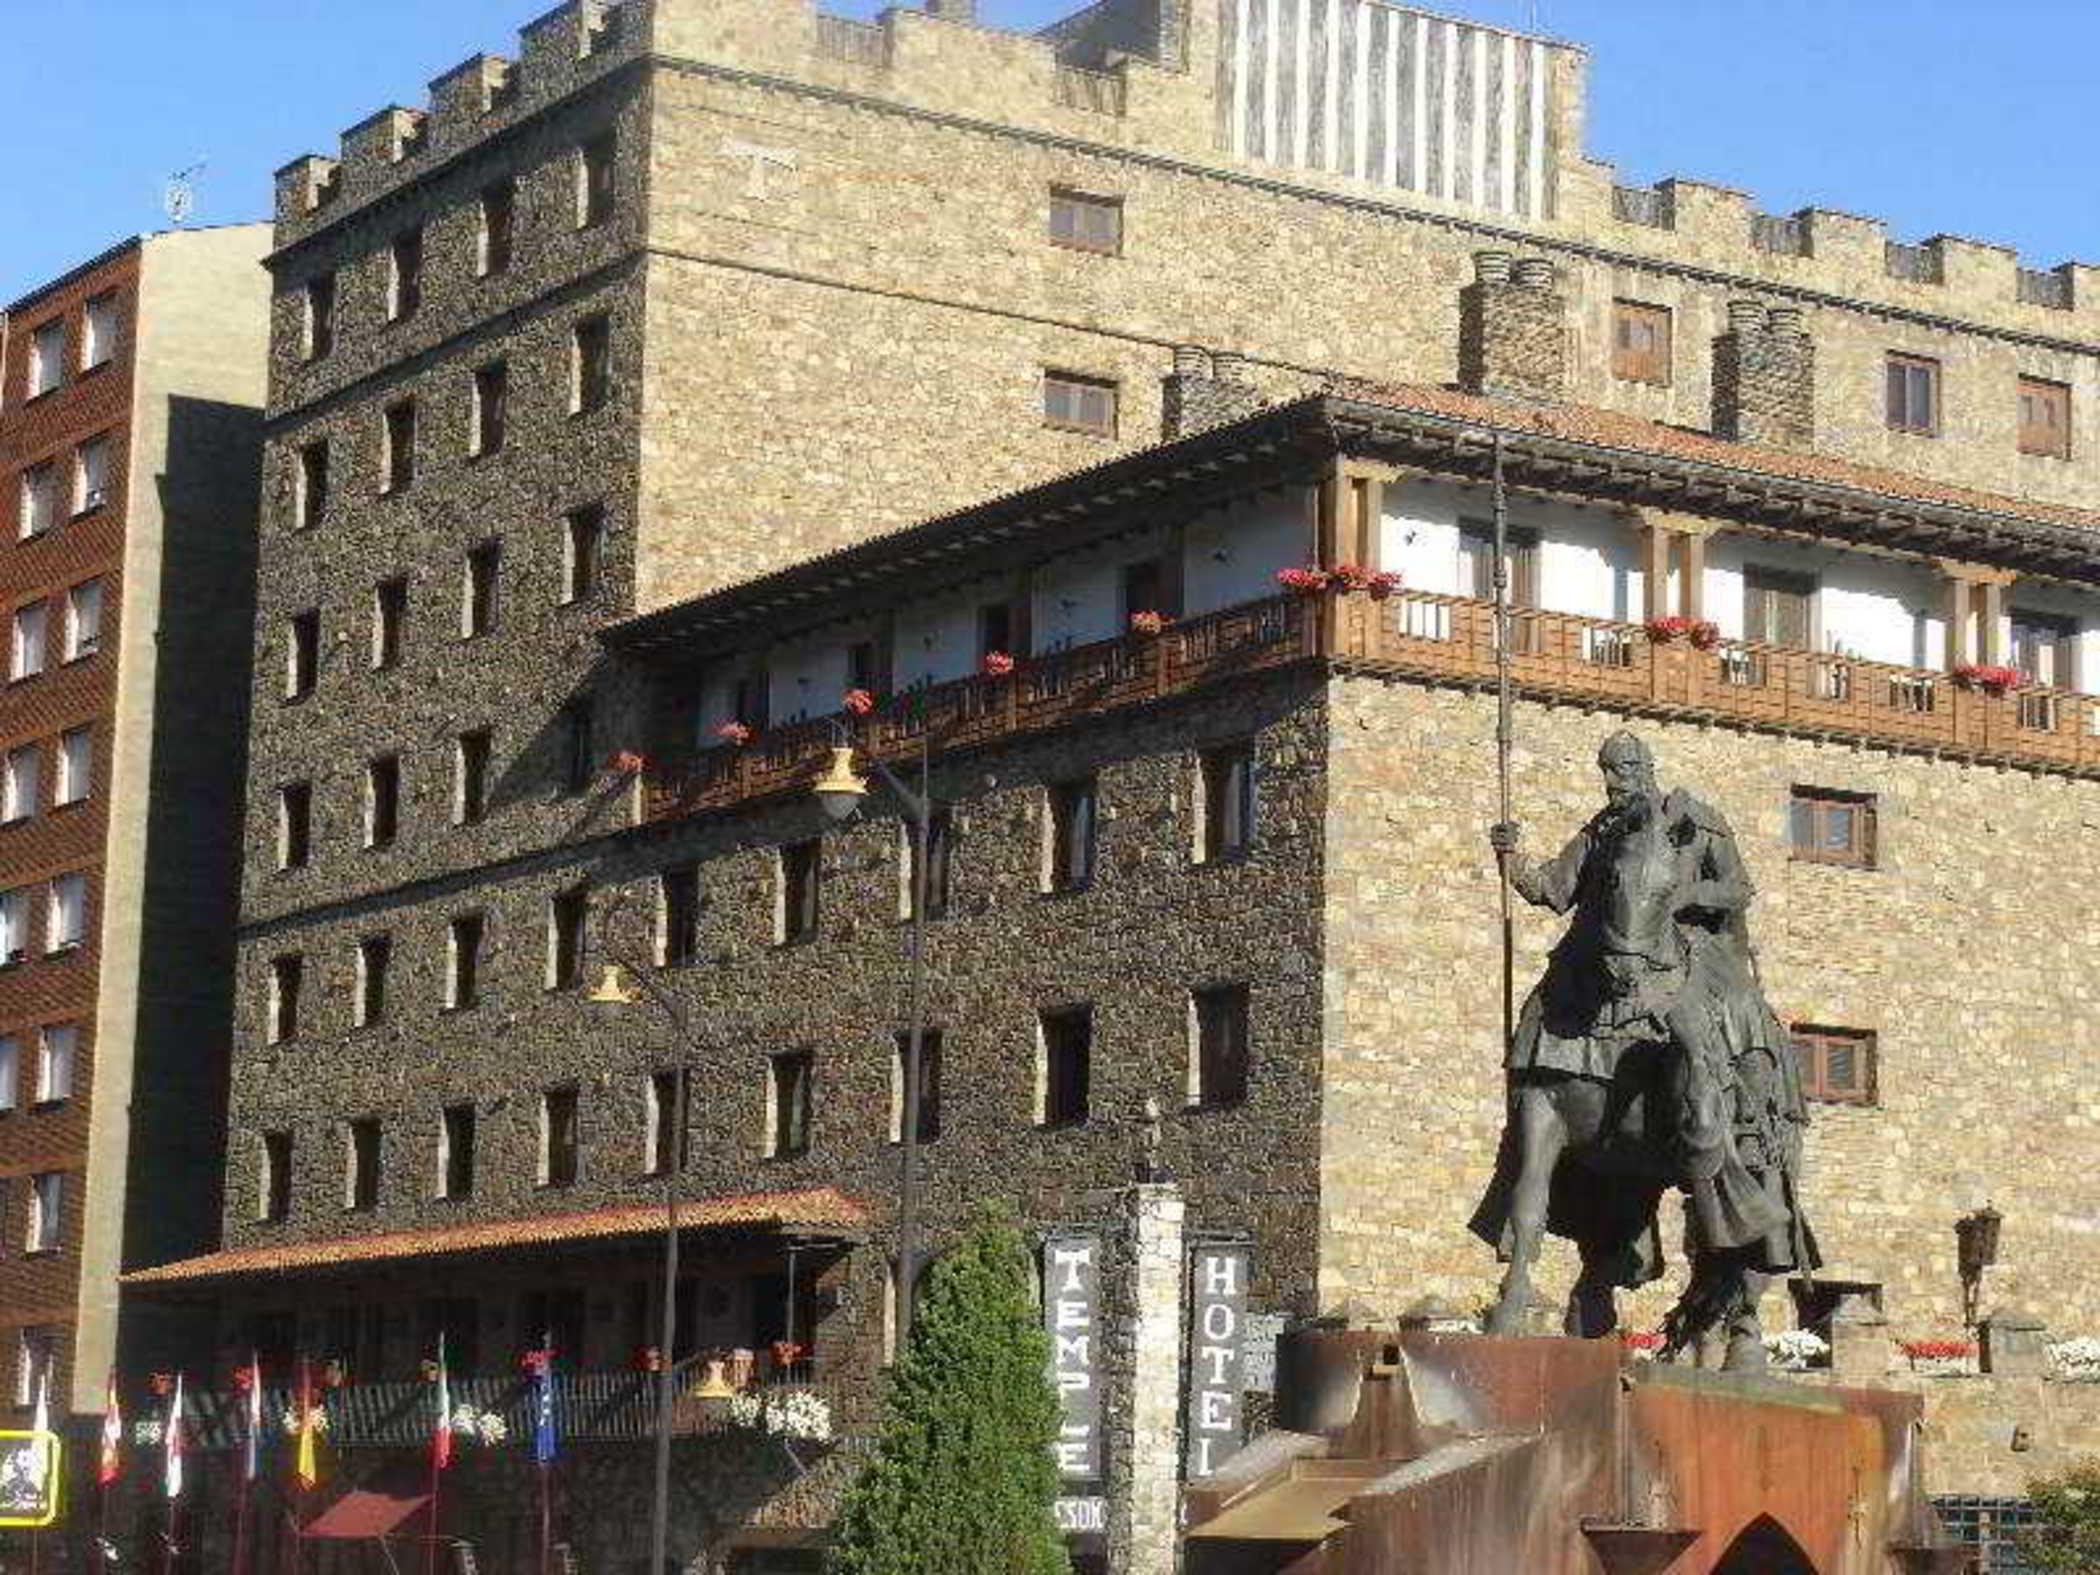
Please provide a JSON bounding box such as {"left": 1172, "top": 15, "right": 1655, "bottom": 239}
{"left": 1713, "top": 304, "right": 1816, "bottom": 449}
{"left": 1320, "top": 672, "right": 2100, "bottom": 1340}
{"left": 1458, "top": 260, "right": 1568, "bottom": 402}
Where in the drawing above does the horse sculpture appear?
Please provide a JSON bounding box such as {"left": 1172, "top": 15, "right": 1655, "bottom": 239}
{"left": 1468, "top": 732, "right": 1818, "bottom": 1370}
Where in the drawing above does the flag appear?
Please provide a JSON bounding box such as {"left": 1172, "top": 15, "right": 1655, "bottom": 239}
{"left": 243, "top": 1353, "right": 263, "bottom": 1481}
{"left": 97, "top": 1370, "right": 123, "bottom": 1486}
{"left": 431, "top": 1334, "right": 453, "bottom": 1471}
{"left": 531, "top": 1346, "right": 557, "bottom": 1466}
{"left": 294, "top": 1360, "right": 318, "bottom": 1491}
{"left": 163, "top": 1374, "right": 186, "bottom": 1501}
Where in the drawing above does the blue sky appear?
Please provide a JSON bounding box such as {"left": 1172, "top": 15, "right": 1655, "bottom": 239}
{"left": 6, "top": 0, "right": 2094, "bottom": 302}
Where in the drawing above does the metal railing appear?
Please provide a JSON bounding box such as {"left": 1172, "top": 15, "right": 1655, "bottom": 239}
{"left": 1751, "top": 213, "right": 1809, "bottom": 256}
{"left": 1932, "top": 1496, "right": 2040, "bottom": 1573}
{"left": 1611, "top": 185, "right": 1672, "bottom": 230}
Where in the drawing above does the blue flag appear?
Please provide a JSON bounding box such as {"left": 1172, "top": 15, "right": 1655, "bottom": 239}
{"left": 532, "top": 1361, "right": 557, "bottom": 1464}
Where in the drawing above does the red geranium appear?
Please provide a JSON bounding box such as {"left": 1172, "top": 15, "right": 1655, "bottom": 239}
{"left": 1899, "top": 1337, "right": 1976, "bottom": 1361}
{"left": 519, "top": 1347, "right": 555, "bottom": 1378}
{"left": 842, "top": 687, "right": 876, "bottom": 716}
{"left": 1618, "top": 1329, "right": 1664, "bottom": 1351}
{"left": 715, "top": 720, "right": 754, "bottom": 747}
{"left": 606, "top": 749, "right": 647, "bottom": 775}
{"left": 1128, "top": 610, "right": 1167, "bottom": 637}
{"left": 980, "top": 651, "right": 1015, "bottom": 678}
{"left": 1952, "top": 663, "right": 2022, "bottom": 697}
{"left": 1276, "top": 566, "right": 1330, "bottom": 596}
{"left": 231, "top": 1362, "right": 260, "bottom": 1393}
{"left": 634, "top": 1346, "right": 665, "bottom": 1373}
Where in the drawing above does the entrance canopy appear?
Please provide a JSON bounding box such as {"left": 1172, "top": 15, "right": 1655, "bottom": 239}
{"left": 306, "top": 1484, "right": 430, "bottom": 1539}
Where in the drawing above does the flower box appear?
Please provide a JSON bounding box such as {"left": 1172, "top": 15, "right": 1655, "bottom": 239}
{"left": 1951, "top": 663, "right": 2022, "bottom": 697}
{"left": 1645, "top": 615, "right": 1721, "bottom": 651}
{"left": 979, "top": 651, "right": 1015, "bottom": 678}
{"left": 714, "top": 720, "right": 754, "bottom": 747}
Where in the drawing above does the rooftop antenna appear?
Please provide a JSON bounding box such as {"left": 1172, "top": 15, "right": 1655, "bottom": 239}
{"left": 163, "top": 161, "right": 206, "bottom": 227}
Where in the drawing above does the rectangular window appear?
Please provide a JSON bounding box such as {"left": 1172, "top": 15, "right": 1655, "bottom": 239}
{"left": 260, "top": 1131, "right": 292, "bottom": 1223}
{"left": 55, "top": 726, "right": 91, "bottom": 806}
{"left": 12, "top": 600, "right": 47, "bottom": 679}
{"left": 82, "top": 292, "right": 118, "bottom": 370}
{"left": 1120, "top": 556, "right": 1174, "bottom": 622}
{"left": 287, "top": 609, "right": 319, "bottom": 697}
{"left": 382, "top": 399, "right": 417, "bottom": 493}
{"left": 1190, "top": 983, "right": 1251, "bottom": 1108}
{"left": 28, "top": 320, "right": 63, "bottom": 396}
{"left": 903, "top": 810, "right": 954, "bottom": 920}
{"left": 471, "top": 361, "right": 507, "bottom": 456}
{"left": 74, "top": 435, "right": 110, "bottom": 515}
{"left": 372, "top": 578, "right": 407, "bottom": 669}
{"left": 2011, "top": 608, "right": 2078, "bottom": 692}
{"left": 577, "top": 132, "right": 616, "bottom": 228}
{"left": 539, "top": 1087, "right": 580, "bottom": 1187}
{"left": 304, "top": 275, "right": 335, "bottom": 361}
{"left": 563, "top": 698, "right": 595, "bottom": 792}
{"left": 46, "top": 871, "right": 86, "bottom": 951}
{"left": 847, "top": 639, "right": 880, "bottom": 697}
{"left": 1743, "top": 566, "right": 1815, "bottom": 649}
{"left": 978, "top": 599, "right": 1019, "bottom": 663}
{"left": 547, "top": 888, "right": 588, "bottom": 990}
{"left": 64, "top": 579, "right": 101, "bottom": 660}
{"left": 346, "top": 1118, "right": 381, "bottom": 1210}
{"left": 767, "top": 1051, "right": 813, "bottom": 1158}
{"left": 3, "top": 745, "right": 38, "bottom": 822}
{"left": 35, "top": 1024, "right": 76, "bottom": 1104}
{"left": 563, "top": 504, "right": 605, "bottom": 603}
{"left": 455, "top": 729, "right": 491, "bottom": 824}
{"left": 645, "top": 1070, "right": 684, "bottom": 1176}
{"left": 1791, "top": 1025, "right": 1876, "bottom": 1105}
{"left": 659, "top": 867, "right": 700, "bottom": 966}
{"left": 1037, "top": 1006, "right": 1092, "bottom": 1127}
{"left": 14, "top": 1328, "right": 58, "bottom": 1407}
{"left": 1046, "top": 778, "right": 1097, "bottom": 892}
{"left": 278, "top": 780, "right": 312, "bottom": 869}
{"left": 26, "top": 1173, "right": 62, "bottom": 1252}
{"left": 2018, "top": 376, "right": 2071, "bottom": 460}
{"left": 356, "top": 934, "right": 391, "bottom": 1027}
{"left": 439, "top": 1104, "right": 476, "bottom": 1199}
{"left": 387, "top": 229, "right": 423, "bottom": 321}
{"left": 1886, "top": 352, "right": 1940, "bottom": 435}
{"left": 1048, "top": 188, "right": 1123, "bottom": 254}
{"left": 889, "top": 1028, "right": 942, "bottom": 1143}
{"left": 573, "top": 315, "right": 611, "bottom": 413}
{"left": 1611, "top": 300, "right": 1672, "bottom": 385}
{"left": 478, "top": 179, "right": 516, "bottom": 276}
{"left": 365, "top": 755, "right": 400, "bottom": 848}
{"left": 779, "top": 839, "right": 821, "bottom": 944}
{"left": 297, "top": 440, "right": 330, "bottom": 528}
{"left": 1788, "top": 787, "right": 1876, "bottom": 869}
{"left": 1043, "top": 370, "right": 1117, "bottom": 436}
{"left": 20, "top": 461, "right": 59, "bottom": 538}
{"left": 0, "top": 890, "right": 27, "bottom": 962}
{"left": 447, "top": 914, "right": 484, "bottom": 1008}
{"left": 1199, "top": 742, "right": 1256, "bottom": 862}
{"left": 463, "top": 540, "right": 500, "bottom": 637}
{"left": 0, "top": 1036, "right": 16, "bottom": 1110}
{"left": 270, "top": 954, "right": 303, "bottom": 1042}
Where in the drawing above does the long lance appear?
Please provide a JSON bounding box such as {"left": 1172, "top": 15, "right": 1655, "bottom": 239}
{"left": 1491, "top": 432, "right": 1515, "bottom": 1057}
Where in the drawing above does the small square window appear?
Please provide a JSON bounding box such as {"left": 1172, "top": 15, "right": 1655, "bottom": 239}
{"left": 1198, "top": 743, "right": 1256, "bottom": 862}
{"left": 889, "top": 1028, "right": 942, "bottom": 1144}
{"left": 1886, "top": 353, "right": 1940, "bottom": 435}
{"left": 297, "top": 441, "right": 330, "bottom": 528}
{"left": 539, "top": 1087, "right": 580, "bottom": 1187}
{"left": 365, "top": 755, "right": 401, "bottom": 848}
{"left": 4, "top": 745, "right": 39, "bottom": 823}
{"left": 278, "top": 780, "right": 312, "bottom": 869}
{"left": 73, "top": 436, "right": 110, "bottom": 515}
{"left": 387, "top": 230, "right": 423, "bottom": 322}
{"left": 382, "top": 399, "right": 417, "bottom": 492}
{"left": 463, "top": 541, "right": 501, "bottom": 637}
{"left": 1788, "top": 787, "right": 1876, "bottom": 869}
{"left": 82, "top": 292, "right": 119, "bottom": 370}
{"left": 55, "top": 726, "right": 91, "bottom": 806}
{"left": 2018, "top": 376, "right": 2070, "bottom": 460}
{"left": 26, "top": 1172, "right": 63, "bottom": 1252}
{"left": 447, "top": 914, "right": 484, "bottom": 1008}
{"left": 577, "top": 132, "right": 617, "bottom": 228}
{"left": 1611, "top": 301, "right": 1672, "bottom": 385}
{"left": 20, "top": 462, "right": 60, "bottom": 538}
{"left": 46, "top": 871, "right": 86, "bottom": 952}
{"left": 260, "top": 1131, "right": 293, "bottom": 1223}
{"left": 1037, "top": 1006, "right": 1092, "bottom": 1127}
{"left": 563, "top": 504, "right": 606, "bottom": 603}
{"left": 373, "top": 577, "right": 408, "bottom": 669}
{"left": 64, "top": 579, "right": 101, "bottom": 660}
{"left": 779, "top": 839, "right": 821, "bottom": 944}
{"left": 456, "top": 729, "right": 491, "bottom": 825}
{"left": 573, "top": 316, "right": 612, "bottom": 413}
{"left": 269, "top": 953, "right": 304, "bottom": 1043}
{"left": 1043, "top": 370, "right": 1117, "bottom": 436}
{"left": 1045, "top": 778, "right": 1097, "bottom": 892}
{"left": 28, "top": 320, "right": 63, "bottom": 397}
{"left": 304, "top": 275, "right": 336, "bottom": 361}
{"left": 547, "top": 887, "right": 588, "bottom": 990}
{"left": 766, "top": 1051, "right": 813, "bottom": 1158}
{"left": 439, "top": 1104, "right": 477, "bottom": 1200}
{"left": 1791, "top": 1024, "right": 1877, "bottom": 1105}
{"left": 35, "top": 1024, "right": 76, "bottom": 1104}
{"left": 478, "top": 180, "right": 516, "bottom": 277}
{"left": 0, "top": 889, "right": 29, "bottom": 962}
{"left": 1048, "top": 188, "right": 1122, "bottom": 255}
{"left": 356, "top": 934, "right": 391, "bottom": 1027}
{"left": 1190, "top": 983, "right": 1250, "bottom": 1108}
{"left": 471, "top": 362, "right": 507, "bottom": 456}
{"left": 659, "top": 867, "right": 700, "bottom": 966}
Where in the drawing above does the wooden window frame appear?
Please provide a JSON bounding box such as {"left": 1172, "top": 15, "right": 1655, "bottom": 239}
{"left": 1791, "top": 1024, "right": 1877, "bottom": 1106}
{"left": 2017, "top": 375, "right": 2070, "bottom": 460}
{"left": 1042, "top": 370, "right": 1118, "bottom": 437}
{"left": 1611, "top": 300, "right": 1672, "bottom": 386}
{"left": 1048, "top": 188, "right": 1123, "bottom": 256}
{"left": 1788, "top": 787, "right": 1877, "bottom": 869}
{"left": 1885, "top": 352, "right": 1941, "bottom": 436}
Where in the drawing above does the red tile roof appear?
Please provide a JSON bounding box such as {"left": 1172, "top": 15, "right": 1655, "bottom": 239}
{"left": 124, "top": 1185, "right": 870, "bottom": 1286}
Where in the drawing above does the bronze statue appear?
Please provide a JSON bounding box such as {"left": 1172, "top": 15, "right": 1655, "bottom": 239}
{"left": 1470, "top": 731, "right": 1818, "bottom": 1369}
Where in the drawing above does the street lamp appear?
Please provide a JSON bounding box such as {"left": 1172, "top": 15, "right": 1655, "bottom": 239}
{"left": 813, "top": 730, "right": 934, "bottom": 1356}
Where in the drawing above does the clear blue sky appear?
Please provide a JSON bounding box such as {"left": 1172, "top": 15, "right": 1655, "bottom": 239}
{"left": 6, "top": 0, "right": 2094, "bottom": 302}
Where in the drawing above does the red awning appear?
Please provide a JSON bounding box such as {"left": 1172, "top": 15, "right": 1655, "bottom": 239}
{"left": 305, "top": 1486, "right": 431, "bottom": 1539}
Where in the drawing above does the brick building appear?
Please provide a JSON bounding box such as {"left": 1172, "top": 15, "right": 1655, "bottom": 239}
{"left": 109, "top": 0, "right": 2100, "bottom": 1569}
{"left": 0, "top": 227, "right": 269, "bottom": 1437}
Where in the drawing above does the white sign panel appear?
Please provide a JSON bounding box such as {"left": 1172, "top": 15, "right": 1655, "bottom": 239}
{"left": 1042, "top": 1231, "right": 1103, "bottom": 1483}
{"left": 1185, "top": 1244, "right": 1251, "bottom": 1479}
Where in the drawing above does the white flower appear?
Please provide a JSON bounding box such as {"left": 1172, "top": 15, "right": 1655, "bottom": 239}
{"left": 131, "top": 1420, "right": 164, "bottom": 1447}
{"left": 281, "top": 1406, "right": 331, "bottom": 1436}
{"left": 768, "top": 1391, "right": 833, "bottom": 1442}
{"left": 475, "top": 1413, "right": 509, "bottom": 1445}
{"left": 2049, "top": 1336, "right": 2100, "bottom": 1381}
{"left": 726, "top": 1393, "right": 765, "bottom": 1430}
{"left": 1764, "top": 1330, "right": 1831, "bottom": 1371}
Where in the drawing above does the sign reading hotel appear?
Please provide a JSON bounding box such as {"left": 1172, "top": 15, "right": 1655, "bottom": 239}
{"left": 1185, "top": 1244, "right": 1251, "bottom": 1479}
{"left": 1042, "top": 1230, "right": 1103, "bottom": 1483}
{"left": 0, "top": 1431, "right": 61, "bottom": 1527}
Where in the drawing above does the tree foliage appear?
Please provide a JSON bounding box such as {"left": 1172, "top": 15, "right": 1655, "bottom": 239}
{"left": 829, "top": 1207, "right": 1072, "bottom": 1575}
{"left": 2020, "top": 1457, "right": 2100, "bottom": 1572}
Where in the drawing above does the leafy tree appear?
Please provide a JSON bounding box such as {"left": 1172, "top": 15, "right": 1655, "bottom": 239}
{"left": 2020, "top": 1458, "right": 2100, "bottom": 1572}
{"left": 830, "top": 1206, "right": 1072, "bottom": 1575}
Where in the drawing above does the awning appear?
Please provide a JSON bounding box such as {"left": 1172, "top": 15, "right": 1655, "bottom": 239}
{"left": 306, "top": 1485, "right": 430, "bottom": 1539}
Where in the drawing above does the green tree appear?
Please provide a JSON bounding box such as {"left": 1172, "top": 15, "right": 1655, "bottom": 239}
{"left": 830, "top": 1207, "right": 1072, "bottom": 1575}
{"left": 2020, "top": 1458, "right": 2100, "bottom": 1572}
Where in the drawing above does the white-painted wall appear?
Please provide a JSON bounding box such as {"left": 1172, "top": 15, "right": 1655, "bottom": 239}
{"left": 1702, "top": 534, "right": 1944, "bottom": 667}
{"left": 1182, "top": 492, "right": 1311, "bottom": 617}
{"left": 893, "top": 588, "right": 988, "bottom": 690}
{"left": 1379, "top": 479, "right": 1642, "bottom": 621}
{"left": 1032, "top": 528, "right": 1167, "bottom": 653}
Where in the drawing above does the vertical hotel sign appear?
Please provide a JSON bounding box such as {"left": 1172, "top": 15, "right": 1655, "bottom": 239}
{"left": 1042, "top": 1231, "right": 1102, "bottom": 1482}
{"left": 1185, "top": 1243, "right": 1250, "bottom": 1479}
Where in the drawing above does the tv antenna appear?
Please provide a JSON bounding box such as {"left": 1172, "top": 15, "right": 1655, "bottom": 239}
{"left": 163, "top": 161, "right": 207, "bottom": 227}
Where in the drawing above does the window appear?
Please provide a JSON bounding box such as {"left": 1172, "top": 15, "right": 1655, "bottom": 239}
{"left": 74, "top": 435, "right": 110, "bottom": 515}
{"left": 260, "top": 1132, "right": 292, "bottom": 1223}
{"left": 382, "top": 399, "right": 416, "bottom": 493}
{"left": 297, "top": 440, "right": 330, "bottom": 528}
{"left": 26, "top": 1174, "right": 62, "bottom": 1252}
{"left": 4, "top": 745, "right": 38, "bottom": 822}
{"left": 847, "top": 639, "right": 880, "bottom": 698}
{"left": 889, "top": 1029, "right": 942, "bottom": 1143}
{"left": 1886, "top": 352, "right": 1939, "bottom": 435}
{"left": 447, "top": 914, "right": 484, "bottom": 1008}
{"left": 14, "top": 1328, "right": 57, "bottom": 1407}
{"left": 471, "top": 361, "right": 507, "bottom": 456}
{"left": 1198, "top": 742, "right": 1256, "bottom": 862}
{"left": 286, "top": 609, "right": 319, "bottom": 697}
{"left": 35, "top": 1024, "right": 76, "bottom": 1104}
{"left": 572, "top": 315, "right": 611, "bottom": 413}
{"left": 2018, "top": 376, "right": 2070, "bottom": 460}
{"left": 463, "top": 541, "right": 500, "bottom": 637}
{"left": 1043, "top": 370, "right": 1117, "bottom": 436}
{"left": 1046, "top": 778, "right": 1096, "bottom": 892}
{"left": 577, "top": 132, "right": 616, "bottom": 227}
{"left": 1048, "top": 188, "right": 1122, "bottom": 254}
{"left": 766, "top": 1051, "right": 813, "bottom": 1158}
{"left": 28, "top": 320, "right": 63, "bottom": 396}
{"left": 1743, "top": 566, "right": 1815, "bottom": 649}
{"left": 562, "top": 698, "right": 595, "bottom": 792}
{"left": 659, "top": 867, "right": 700, "bottom": 966}
{"left": 372, "top": 577, "right": 407, "bottom": 669}
{"left": 0, "top": 1037, "right": 15, "bottom": 1110}
{"left": 1190, "top": 983, "right": 1251, "bottom": 1107}
{"left": 365, "top": 755, "right": 400, "bottom": 848}
{"left": 1120, "top": 556, "right": 1174, "bottom": 621}
{"left": 455, "top": 729, "right": 491, "bottom": 824}
{"left": 539, "top": 1087, "right": 580, "bottom": 1187}
{"left": 1789, "top": 787, "right": 1876, "bottom": 868}
{"left": 547, "top": 888, "right": 588, "bottom": 990}
{"left": 0, "top": 890, "right": 27, "bottom": 962}
{"left": 278, "top": 780, "right": 312, "bottom": 869}
{"left": 387, "top": 230, "right": 423, "bottom": 321}
{"left": 2011, "top": 608, "right": 2077, "bottom": 691}
{"left": 55, "top": 726, "right": 91, "bottom": 806}
{"left": 478, "top": 179, "right": 516, "bottom": 276}
{"left": 903, "top": 810, "right": 953, "bottom": 920}
{"left": 346, "top": 1118, "right": 382, "bottom": 1211}
{"left": 1791, "top": 1025, "right": 1876, "bottom": 1105}
{"left": 1611, "top": 300, "right": 1672, "bottom": 385}
{"left": 20, "top": 461, "right": 59, "bottom": 538}
{"left": 269, "top": 954, "right": 303, "bottom": 1042}
{"left": 563, "top": 504, "right": 605, "bottom": 603}
{"left": 1037, "top": 1006, "right": 1092, "bottom": 1127}
{"left": 10, "top": 601, "right": 46, "bottom": 681}
{"left": 82, "top": 292, "right": 118, "bottom": 370}
{"left": 46, "top": 871, "right": 86, "bottom": 952}
{"left": 356, "top": 934, "right": 391, "bottom": 1027}
{"left": 63, "top": 579, "right": 100, "bottom": 660}
{"left": 977, "top": 599, "right": 1021, "bottom": 663}
{"left": 778, "top": 839, "right": 821, "bottom": 944}
{"left": 304, "top": 275, "right": 336, "bottom": 361}
{"left": 439, "top": 1104, "right": 476, "bottom": 1200}
{"left": 644, "top": 1070, "right": 684, "bottom": 1176}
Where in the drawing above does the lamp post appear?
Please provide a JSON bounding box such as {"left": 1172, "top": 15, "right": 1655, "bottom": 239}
{"left": 814, "top": 731, "right": 934, "bottom": 1354}
{"left": 1955, "top": 1201, "right": 2003, "bottom": 1327}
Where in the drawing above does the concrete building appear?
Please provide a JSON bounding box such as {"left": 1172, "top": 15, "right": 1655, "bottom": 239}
{"left": 111, "top": 0, "right": 2100, "bottom": 1569}
{"left": 0, "top": 226, "right": 269, "bottom": 1436}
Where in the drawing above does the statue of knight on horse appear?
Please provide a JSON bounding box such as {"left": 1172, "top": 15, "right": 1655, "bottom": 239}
{"left": 1469, "top": 730, "right": 1820, "bottom": 1370}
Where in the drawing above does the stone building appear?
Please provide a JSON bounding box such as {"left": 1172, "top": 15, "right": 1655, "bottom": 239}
{"left": 114, "top": 0, "right": 2100, "bottom": 1569}
{"left": 0, "top": 226, "right": 268, "bottom": 1469}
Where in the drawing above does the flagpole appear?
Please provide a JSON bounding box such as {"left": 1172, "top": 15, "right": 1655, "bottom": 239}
{"left": 1490, "top": 431, "right": 1516, "bottom": 1056}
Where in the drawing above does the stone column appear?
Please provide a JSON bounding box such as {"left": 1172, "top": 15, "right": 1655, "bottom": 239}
{"left": 1936, "top": 560, "right": 2017, "bottom": 668}
{"left": 1104, "top": 1182, "right": 1185, "bottom": 1575}
{"left": 1634, "top": 510, "right": 1718, "bottom": 621}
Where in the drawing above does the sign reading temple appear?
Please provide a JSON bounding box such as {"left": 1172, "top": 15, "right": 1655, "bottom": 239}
{"left": 1042, "top": 1230, "right": 1103, "bottom": 1483}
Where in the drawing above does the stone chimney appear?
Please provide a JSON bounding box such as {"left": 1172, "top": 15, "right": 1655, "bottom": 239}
{"left": 926, "top": 0, "right": 978, "bottom": 19}
{"left": 1712, "top": 298, "right": 1815, "bottom": 450}
{"left": 1457, "top": 250, "right": 1568, "bottom": 402}
{"left": 1161, "top": 346, "right": 1265, "bottom": 439}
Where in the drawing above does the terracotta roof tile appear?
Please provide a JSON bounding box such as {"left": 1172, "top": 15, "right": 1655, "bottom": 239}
{"left": 125, "top": 1185, "right": 870, "bottom": 1286}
